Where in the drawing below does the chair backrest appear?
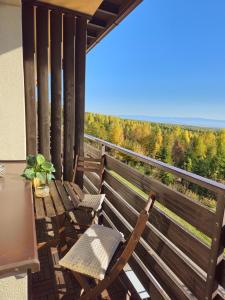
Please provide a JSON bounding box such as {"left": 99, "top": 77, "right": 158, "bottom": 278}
{"left": 107, "top": 193, "right": 156, "bottom": 279}
{"left": 72, "top": 155, "right": 105, "bottom": 189}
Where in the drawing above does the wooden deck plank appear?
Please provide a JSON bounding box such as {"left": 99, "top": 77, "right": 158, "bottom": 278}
{"left": 70, "top": 181, "right": 84, "bottom": 200}
{"left": 55, "top": 180, "right": 74, "bottom": 211}
{"left": 64, "top": 181, "right": 80, "bottom": 207}
{"left": 49, "top": 181, "right": 65, "bottom": 215}
{"left": 35, "top": 196, "right": 45, "bottom": 219}
{"left": 44, "top": 196, "right": 56, "bottom": 217}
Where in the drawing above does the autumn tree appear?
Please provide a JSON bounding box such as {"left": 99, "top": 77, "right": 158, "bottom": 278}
{"left": 110, "top": 121, "right": 124, "bottom": 146}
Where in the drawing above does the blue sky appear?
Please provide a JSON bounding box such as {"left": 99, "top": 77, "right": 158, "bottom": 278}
{"left": 86, "top": 0, "right": 225, "bottom": 120}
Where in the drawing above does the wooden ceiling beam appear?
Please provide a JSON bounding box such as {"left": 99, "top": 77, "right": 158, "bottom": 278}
{"left": 88, "top": 17, "right": 106, "bottom": 29}
{"left": 87, "top": 32, "right": 97, "bottom": 39}
{"left": 97, "top": 8, "right": 117, "bottom": 17}
{"left": 97, "top": 1, "right": 119, "bottom": 17}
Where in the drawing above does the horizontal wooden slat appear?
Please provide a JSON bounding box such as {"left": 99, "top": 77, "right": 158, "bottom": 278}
{"left": 77, "top": 166, "right": 101, "bottom": 173}
{"left": 128, "top": 255, "right": 169, "bottom": 300}
{"left": 103, "top": 170, "right": 210, "bottom": 271}
{"left": 102, "top": 201, "right": 195, "bottom": 300}
{"left": 84, "top": 171, "right": 101, "bottom": 188}
{"left": 84, "top": 142, "right": 101, "bottom": 158}
{"left": 83, "top": 175, "right": 98, "bottom": 195}
{"left": 218, "top": 258, "right": 225, "bottom": 288}
{"left": 78, "top": 157, "right": 102, "bottom": 162}
{"left": 105, "top": 154, "right": 215, "bottom": 237}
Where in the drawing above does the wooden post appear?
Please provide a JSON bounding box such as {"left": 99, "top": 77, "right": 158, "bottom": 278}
{"left": 63, "top": 14, "right": 75, "bottom": 181}
{"left": 205, "top": 192, "right": 225, "bottom": 299}
{"left": 22, "top": 3, "right": 37, "bottom": 155}
{"left": 101, "top": 144, "right": 106, "bottom": 156}
{"left": 36, "top": 7, "right": 50, "bottom": 160}
{"left": 74, "top": 16, "right": 87, "bottom": 187}
{"left": 50, "top": 11, "right": 62, "bottom": 179}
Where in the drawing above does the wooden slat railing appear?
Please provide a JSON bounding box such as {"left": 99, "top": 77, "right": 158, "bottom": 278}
{"left": 84, "top": 134, "right": 225, "bottom": 300}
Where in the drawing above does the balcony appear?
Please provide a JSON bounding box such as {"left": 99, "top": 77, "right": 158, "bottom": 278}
{"left": 1, "top": 1, "right": 224, "bottom": 299}
{"left": 2, "top": 139, "right": 225, "bottom": 300}
{"left": 28, "top": 134, "right": 225, "bottom": 299}
{"left": 2, "top": 137, "right": 225, "bottom": 299}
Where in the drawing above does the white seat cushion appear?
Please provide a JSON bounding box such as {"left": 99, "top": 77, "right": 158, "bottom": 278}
{"left": 59, "top": 224, "right": 123, "bottom": 280}
{"left": 78, "top": 194, "right": 105, "bottom": 211}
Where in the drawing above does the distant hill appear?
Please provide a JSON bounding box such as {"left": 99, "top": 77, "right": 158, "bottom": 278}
{"left": 120, "top": 115, "right": 225, "bottom": 129}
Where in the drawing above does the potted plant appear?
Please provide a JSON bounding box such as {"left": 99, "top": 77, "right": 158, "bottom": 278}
{"left": 22, "top": 154, "right": 55, "bottom": 197}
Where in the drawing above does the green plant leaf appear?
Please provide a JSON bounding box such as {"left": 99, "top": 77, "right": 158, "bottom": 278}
{"left": 36, "top": 172, "right": 46, "bottom": 184}
{"left": 36, "top": 154, "right": 45, "bottom": 166}
{"left": 41, "top": 161, "right": 54, "bottom": 172}
{"left": 27, "top": 155, "right": 36, "bottom": 167}
{"left": 23, "top": 168, "right": 35, "bottom": 180}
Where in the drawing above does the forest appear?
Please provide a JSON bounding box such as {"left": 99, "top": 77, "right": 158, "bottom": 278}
{"left": 85, "top": 112, "right": 225, "bottom": 208}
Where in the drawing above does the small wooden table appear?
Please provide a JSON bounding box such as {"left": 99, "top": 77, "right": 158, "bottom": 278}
{"left": 33, "top": 180, "right": 73, "bottom": 220}
{"left": 33, "top": 180, "right": 82, "bottom": 248}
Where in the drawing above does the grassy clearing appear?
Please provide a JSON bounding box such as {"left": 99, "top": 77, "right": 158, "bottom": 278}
{"left": 110, "top": 170, "right": 211, "bottom": 247}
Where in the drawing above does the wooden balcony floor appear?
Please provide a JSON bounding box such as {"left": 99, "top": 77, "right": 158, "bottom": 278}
{"left": 29, "top": 218, "right": 131, "bottom": 300}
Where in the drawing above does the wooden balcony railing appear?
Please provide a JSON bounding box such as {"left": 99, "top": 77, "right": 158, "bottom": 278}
{"left": 83, "top": 134, "right": 225, "bottom": 300}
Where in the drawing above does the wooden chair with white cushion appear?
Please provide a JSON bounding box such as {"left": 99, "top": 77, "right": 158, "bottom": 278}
{"left": 63, "top": 154, "right": 106, "bottom": 230}
{"left": 59, "top": 194, "right": 156, "bottom": 300}
{"left": 73, "top": 154, "right": 105, "bottom": 193}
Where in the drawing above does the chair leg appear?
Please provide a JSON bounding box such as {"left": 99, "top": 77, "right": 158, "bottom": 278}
{"left": 67, "top": 210, "right": 93, "bottom": 233}
{"left": 78, "top": 275, "right": 116, "bottom": 300}
{"left": 72, "top": 271, "right": 92, "bottom": 292}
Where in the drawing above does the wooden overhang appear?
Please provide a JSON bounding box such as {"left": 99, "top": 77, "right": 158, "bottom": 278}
{"left": 87, "top": 0, "right": 143, "bottom": 51}
{"left": 26, "top": 0, "right": 143, "bottom": 52}
{"left": 37, "top": 0, "right": 104, "bottom": 16}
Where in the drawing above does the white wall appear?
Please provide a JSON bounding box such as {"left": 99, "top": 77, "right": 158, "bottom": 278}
{"left": 0, "top": 2, "right": 27, "bottom": 298}
{"left": 0, "top": 2, "right": 26, "bottom": 160}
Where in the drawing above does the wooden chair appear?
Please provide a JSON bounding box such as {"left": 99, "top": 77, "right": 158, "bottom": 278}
{"left": 72, "top": 154, "right": 105, "bottom": 193}
{"left": 63, "top": 154, "right": 106, "bottom": 230}
{"left": 59, "top": 193, "right": 156, "bottom": 300}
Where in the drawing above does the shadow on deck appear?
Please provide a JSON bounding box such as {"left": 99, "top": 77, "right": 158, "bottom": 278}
{"left": 29, "top": 218, "right": 132, "bottom": 300}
